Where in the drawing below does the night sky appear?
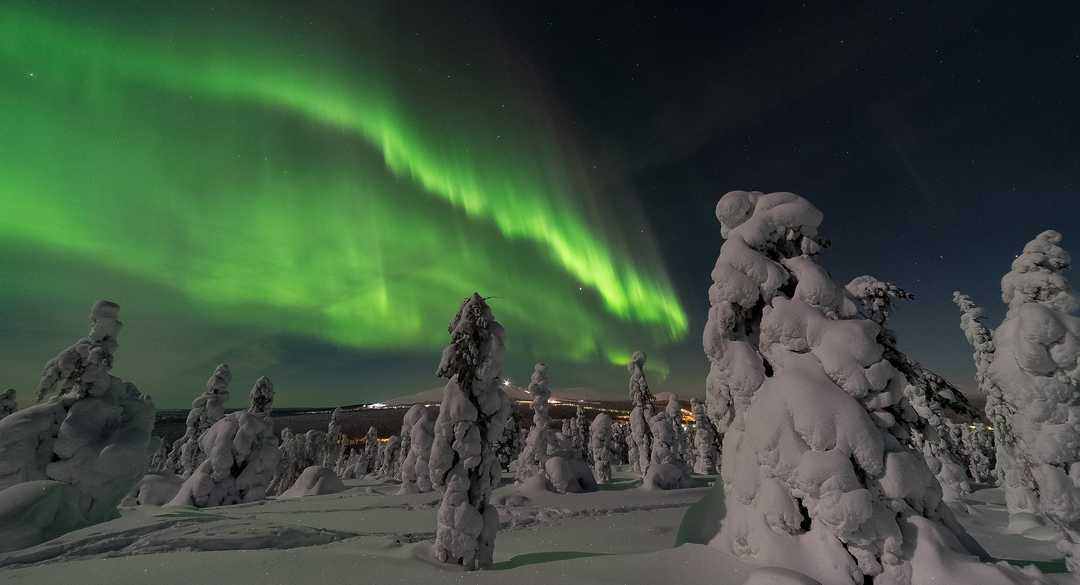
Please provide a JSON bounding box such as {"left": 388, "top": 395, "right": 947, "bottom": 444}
{"left": 2, "top": 1, "right": 1078, "bottom": 408}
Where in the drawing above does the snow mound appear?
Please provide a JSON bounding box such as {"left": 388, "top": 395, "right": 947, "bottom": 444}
{"left": 278, "top": 466, "right": 346, "bottom": 499}
{"left": 544, "top": 456, "right": 598, "bottom": 494}
{"left": 128, "top": 473, "right": 183, "bottom": 506}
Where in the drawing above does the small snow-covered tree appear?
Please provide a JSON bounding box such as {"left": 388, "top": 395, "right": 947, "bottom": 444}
{"left": 0, "top": 388, "right": 16, "bottom": 420}
{"left": 961, "top": 424, "right": 994, "bottom": 483}
{"left": 399, "top": 404, "right": 435, "bottom": 493}
{"left": 958, "top": 230, "right": 1080, "bottom": 571}
{"left": 356, "top": 425, "right": 379, "bottom": 476}
{"left": 643, "top": 399, "right": 690, "bottom": 490}
{"left": 379, "top": 434, "right": 401, "bottom": 478}
{"left": 574, "top": 405, "right": 590, "bottom": 463}
{"left": 495, "top": 408, "right": 524, "bottom": 471}
{"left": 691, "top": 398, "right": 719, "bottom": 474}
{"left": 610, "top": 421, "right": 630, "bottom": 465}
{"left": 628, "top": 351, "right": 654, "bottom": 477}
{"left": 665, "top": 397, "right": 688, "bottom": 461}
{"left": 589, "top": 413, "right": 614, "bottom": 483}
{"left": 325, "top": 407, "right": 346, "bottom": 468}
{"left": 165, "top": 364, "right": 232, "bottom": 477}
{"left": 168, "top": 376, "right": 279, "bottom": 507}
{"left": 269, "top": 428, "right": 302, "bottom": 494}
{"left": 702, "top": 191, "right": 1028, "bottom": 585}
{"left": 0, "top": 300, "right": 154, "bottom": 552}
{"left": 428, "top": 293, "right": 511, "bottom": 570}
{"left": 515, "top": 362, "right": 552, "bottom": 483}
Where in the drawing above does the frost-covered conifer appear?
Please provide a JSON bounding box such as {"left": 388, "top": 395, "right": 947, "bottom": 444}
{"left": 0, "top": 301, "right": 154, "bottom": 552}
{"left": 0, "top": 388, "right": 16, "bottom": 420}
{"left": 691, "top": 398, "right": 719, "bottom": 474}
{"left": 665, "top": 397, "right": 688, "bottom": 461}
{"left": 515, "top": 362, "right": 552, "bottom": 483}
{"left": 379, "top": 435, "right": 401, "bottom": 478}
{"left": 628, "top": 351, "right": 654, "bottom": 477}
{"left": 399, "top": 404, "right": 435, "bottom": 493}
{"left": 702, "top": 191, "right": 1027, "bottom": 585}
{"left": 165, "top": 364, "right": 232, "bottom": 477}
{"left": 959, "top": 230, "right": 1080, "bottom": 571}
{"left": 495, "top": 408, "right": 524, "bottom": 471}
{"left": 428, "top": 293, "right": 511, "bottom": 570}
{"left": 325, "top": 407, "right": 346, "bottom": 468}
{"left": 269, "top": 428, "right": 301, "bottom": 494}
{"left": 589, "top": 413, "right": 614, "bottom": 483}
{"left": 610, "top": 421, "right": 630, "bottom": 465}
{"left": 356, "top": 425, "right": 379, "bottom": 476}
{"left": 574, "top": 405, "right": 590, "bottom": 463}
{"left": 168, "top": 377, "right": 279, "bottom": 507}
{"left": 643, "top": 400, "right": 690, "bottom": 490}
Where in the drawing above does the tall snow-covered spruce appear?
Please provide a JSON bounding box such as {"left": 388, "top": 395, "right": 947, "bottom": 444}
{"left": 398, "top": 404, "right": 435, "bottom": 494}
{"left": 627, "top": 351, "right": 654, "bottom": 477}
{"left": 691, "top": 398, "right": 719, "bottom": 474}
{"left": 515, "top": 362, "right": 552, "bottom": 485}
{"left": 701, "top": 191, "right": 1036, "bottom": 585}
{"left": 165, "top": 364, "right": 232, "bottom": 477}
{"left": 428, "top": 293, "right": 511, "bottom": 570}
{"left": 0, "top": 301, "right": 154, "bottom": 552}
{"left": 589, "top": 413, "right": 614, "bottom": 484}
{"left": 957, "top": 230, "right": 1080, "bottom": 571}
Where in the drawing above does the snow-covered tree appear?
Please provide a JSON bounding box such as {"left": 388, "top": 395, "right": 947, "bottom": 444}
{"left": 957, "top": 230, "right": 1080, "bottom": 571}
{"left": 574, "top": 405, "right": 590, "bottom": 463}
{"left": 168, "top": 376, "right": 279, "bottom": 507}
{"left": 691, "top": 398, "right": 719, "bottom": 474}
{"left": 269, "top": 427, "right": 301, "bottom": 495}
{"left": 643, "top": 400, "right": 691, "bottom": 490}
{"left": 325, "top": 407, "right": 346, "bottom": 468}
{"left": 0, "top": 388, "right": 16, "bottom": 420}
{"left": 356, "top": 425, "right": 380, "bottom": 477}
{"left": 628, "top": 351, "right": 654, "bottom": 477}
{"left": 610, "top": 421, "right": 630, "bottom": 465}
{"left": 0, "top": 301, "right": 155, "bottom": 552}
{"left": 495, "top": 408, "right": 524, "bottom": 471}
{"left": 515, "top": 362, "right": 552, "bottom": 483}
{"left": 665, "top": 397, "right": 689, "bottom": 461}
{"left": 379, "top": 434, "right": 401, "bottom": 479}
{"left": 165, "top": 364, "right": 232, "bottom": 477}
{"left": 702, "top": 191, "right": 1028, "bottom": 585}
{"left": 428, "top": 293, "right": 511, "bottom": 570}
{"left": 961, "top": 424, "right": 994, "bottom": 484}
{"left": 589, "top": 413, "right": 614, "bottom": 483}
{"left": 147, "top": 436, "right": 169, "bottom": 473}
{"left": 399, "top": 404, "right": 435, "bottom": 493}
{"left": 544, "top": 422, "right": 598, "bottom": 493}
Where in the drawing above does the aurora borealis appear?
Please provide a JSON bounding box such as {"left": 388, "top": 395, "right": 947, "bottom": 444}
{"left": 0, "top": 2, "right": 686, "bottom": 406}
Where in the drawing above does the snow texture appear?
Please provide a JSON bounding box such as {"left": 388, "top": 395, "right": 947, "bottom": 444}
{"left": 516, "top": 362, "right": 552, "bottom": 484}
{"left": 628, "top": 351, "right": 654, "bottom": 477}
{"left": 398, "top": 404, "right": 435, "bottom": 494}
{"left": 590, "top": 412, "right": 614, "bottom": 484}
{"left": 0, "top": 300, "right": 154, "bottom": 553}
{"left": 164, "top": 364, "right": 232, "bottom": 477}
{"left": 702, "top": 191, "right": 1030, "bottom": 585}
{"left": 692, "top": 398, "right": 720, "bottom": 475}
{"left": 428, "top": 293, "right": 511, "bottom": 570}
{"left": 167, "top": 376, "right": 279, "bottom": 507}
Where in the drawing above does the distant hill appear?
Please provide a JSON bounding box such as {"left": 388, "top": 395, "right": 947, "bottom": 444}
{"left": 384, "top": 385, "right": 686, "bottom": 406}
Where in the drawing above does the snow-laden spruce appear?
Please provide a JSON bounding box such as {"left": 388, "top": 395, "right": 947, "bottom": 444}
{"left": 0, "top": 388, "right": 16, "bottom": 420}
{"left": 627, "top": 351, "right": 654, "bottom": 477}
{"left": 573, "top": 405, "right": 590, "bottom": 462}
{"left": 325, "top": 407, "right": 346, "bottom": 468}
{"left": 495, "top": 408, "right": 524, "bottom": 471}
{"left": 611, "top": 421, "right": 630, "bottom": 465}
{"left": 515, "top": 362, "right": 552, "bottom": 484}
{"left": 665, "top": 396, "right": 689, "bottom": 462}
{"left": 168, "top": 376, "right": 279, "bottom": 507}
{"left": 354, "top": 425, "right": 380, "bottom": 477}
{"left": 0, "top": 301, "right": 154, "bottom": 553}
{"left": 269, "top": 428, "right": 300, "bottom": 494}
{"left": 957, "top": 230, "right": 1080, "bottom": 571}
{"left": 691, "top": 398, "right": 719, "bottom": 474}
{"left": 378, "top": 434, "right": 401, "bottom": 479}
{"left": 399, "top": 404, "right": 435, "bottom": 493}
{"left": 589, "top": 412, "right": 614, "bottom": 484}
{"left": 701, "top": 191, "right": 1036, "bottom": 585}
{"left": 164, "top": 364, "right": 232, "bottom": 477}
{"left": 643, "top": 397, "right": 691, "bottom": 490}
{"left": 428, "top": 293, "right": 511, "bottom": 570}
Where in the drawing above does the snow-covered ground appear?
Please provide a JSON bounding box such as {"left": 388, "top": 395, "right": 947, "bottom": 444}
{"left": 0, "top": 469, "right": 1067, "bottom": 585}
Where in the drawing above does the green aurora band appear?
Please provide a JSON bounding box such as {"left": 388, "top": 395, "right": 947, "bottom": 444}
{"left": 0, "top": 4, "right": 686, "bottom": 399}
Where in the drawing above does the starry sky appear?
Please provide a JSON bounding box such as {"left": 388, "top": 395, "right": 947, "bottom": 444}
{"left": 1, "top": 1, "right": 1077, "bottom": 408}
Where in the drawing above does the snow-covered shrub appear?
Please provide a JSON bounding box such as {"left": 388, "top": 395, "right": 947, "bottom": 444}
{"left": 702, "top": 191, "right": 1023, "bottom": 585}
{"left": 589, "top": 413, "right": 614, "bottom": 483}
{"left": 279, "top": 465, "right": 346, "bottom": 499}
{"left": 0, "top": 300, "right": 154, "bottom": 552}
{"left": 429, "top": 293, "right": 511, "bottom": 570}
{"left": 958, "top": 230, "right": 1080, "bottom": 570}
{"left": 0, "top": 388, "right": 16, "bottom": 420}
{"left": 167, "top": 377, "right": 279, "bottom": 507}
{"left": 165, "top": 364, "right": 232, "bottom": 477}
{"left": 691, "top": 398, "right": 720, "bottom": 474}
{"left": 515, "top": 362, "right": 552, "bottom": 483}
{"left": 628, "top": 351, "right": 654, "bottom": 477}
{"left": 399, "top": 404, "right": 435, "bottom": 493}
{"left": 495, "top": 408, "right": 524, "bottom": 471}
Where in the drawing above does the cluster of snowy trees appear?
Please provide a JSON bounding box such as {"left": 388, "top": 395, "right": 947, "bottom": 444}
{"left": 955, "top": 229, "right": 1080, "bottom": 572}
{"left": 699, "top": 191, "right": 1034, "bottom": 584}
{"left": 0, "top": 301, "right": 155, "bottom": 552}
